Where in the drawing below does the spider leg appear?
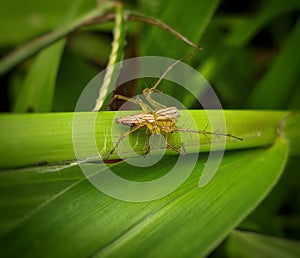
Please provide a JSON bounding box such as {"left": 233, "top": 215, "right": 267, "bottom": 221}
{"left": 142, "top": 88, "right": 166, "bottom": 110}
{"left": 106, "top": 123, "right": 145, "bottom": 159}
{"left": 149, "top": 49, "right": 199, "bottom": 92}
{"left": 175, "top": 127, "right": 243, "bottom": 141}
{"left": 203, "top": 131, "right": 243, "bottom": 141}
{"left": 180, "top": 142, "right": 186, "bottom": 154}
{"left": 143, "top": 134, "right": 152, "bottom": 156}
{"left": 113, "top": 94, "right": 153, "bottom": 112}
{"left": 200, "top": 126, "right": 243, "bottom": 140}
{"left": 164, "top": 133, "right": 184, "bottom": 154}
{"left": 141, "top": 49, "right": 199, "bottom": 110}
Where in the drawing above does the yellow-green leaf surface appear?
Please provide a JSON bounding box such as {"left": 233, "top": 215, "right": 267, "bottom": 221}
{"left": 0, "top": 137, "right": 288, "bottom": 257}
{"left": 0, "top": 110, "right": 289, "bottom": 168}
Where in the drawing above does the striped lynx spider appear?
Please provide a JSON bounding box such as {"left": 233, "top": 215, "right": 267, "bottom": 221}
{"left": 107, "top": 51, "right": 242, "bottom": 158}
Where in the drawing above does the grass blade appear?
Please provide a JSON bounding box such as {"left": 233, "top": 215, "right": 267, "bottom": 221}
{"left": 226, "top": 230, "right": 300, "bottom": 258}
{"left": 247, "top": 19, "right": 300, "bottom": 109}
{"left": 0, "top": 2, "right": 115, "bottom": 75}
{"left": 12, "top": 40, "right": 65, "bottom": 112}
{"left": 0, "top": 137, "right": 288, "bottom": 257}
{"left": 0, "top": 110, "right": 289, "bottom": 168}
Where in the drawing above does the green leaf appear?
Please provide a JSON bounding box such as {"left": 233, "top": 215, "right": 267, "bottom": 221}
{"left": 53, "top": 49, "right": 97, "bottom": 112}
{"left": 0, "top": 137, "right": 289, "bottom": 257}
{"left": 282, "top": 112, "right": 300, "bottom": 156}
{"left": 0, "top": 165, "right": 85, "bottom": 238}
{"left": 247, "top": 19, "right": 300, "bottom": 109}
{"left": 67, "top": 32, "right": 110, "bottom": 64}
{"left": 0, "top": 110, "right": 288, "bottom": 169}
{"left": 191, "top": 0, "right": 300, "bottom": 108}
{"left": 12, "top": 40, "right": 65, "bottom": 112}
{"left": 225, "top": 0, "right": 300, "bottom": 47}
{"left": 196, "top": 45, "right": 257, "bottom": 108}
{"left": 0, "top": 2, "right": 116, "bottom": 75}
{"left": 238, "top": 156, "right": 300, "bottom": 236}
{"left": 8, "top": 0, "right": 120, "bottom": 113}
{"left": 226, "top": 230, "right": 300, "bottom": 258}
{"left": 0, "top": 0, "right": 92, "bottom": 45}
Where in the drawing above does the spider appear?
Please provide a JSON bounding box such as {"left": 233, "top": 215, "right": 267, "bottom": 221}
{"left": 106, "top": 51, "right": 242, "bottom": 159}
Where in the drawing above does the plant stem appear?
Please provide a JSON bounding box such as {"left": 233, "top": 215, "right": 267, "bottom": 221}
{"left": 93, "top": 2, "right": 126, "bottom": 111}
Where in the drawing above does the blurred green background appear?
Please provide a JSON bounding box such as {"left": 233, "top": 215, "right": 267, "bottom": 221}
{"left": 1, "top": 0, "right": 299, "bottom": 112}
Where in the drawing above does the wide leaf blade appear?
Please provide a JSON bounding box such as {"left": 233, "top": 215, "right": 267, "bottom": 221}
{"left": 0, "top": 137, "right": 288, "bottom": 257}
